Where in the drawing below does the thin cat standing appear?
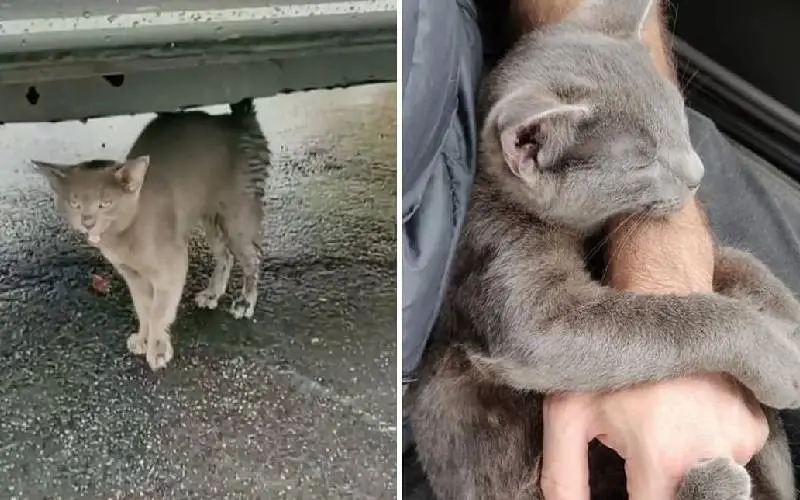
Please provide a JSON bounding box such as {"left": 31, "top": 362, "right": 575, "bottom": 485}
{"left": 32, "top": 98, "right": 270, "bottom": 371}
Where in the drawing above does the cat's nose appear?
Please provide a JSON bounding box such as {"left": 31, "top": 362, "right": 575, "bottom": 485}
{"left": 678, "top": 151, "right": 705, "bottom": 190}
{"left": 81, "top": 216, "right": 96, "bottom": 229}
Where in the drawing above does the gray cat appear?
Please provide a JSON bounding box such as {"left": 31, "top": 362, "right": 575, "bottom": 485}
{"left": 408, "top": 0, "right": 800, "bottom": 498}
{"left": 33, "top": 98, "right": 270, "bottom": 371}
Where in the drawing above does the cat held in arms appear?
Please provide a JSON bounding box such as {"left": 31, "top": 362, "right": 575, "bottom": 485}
{"left": 33, "top": 98, "right": 271, "bottom": 371}
{"left": 408, "top": 0, "right": 800, "bottom": 498}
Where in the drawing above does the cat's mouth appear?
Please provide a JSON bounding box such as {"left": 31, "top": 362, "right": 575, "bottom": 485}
{"left": 644, "top": 197, "right": 688, "bottom": 217}
{"left": 77, "top": 224, "right": 103, "bottom": 245}
{"left": 83, "top": 229, "right": 102, "bottom": 246}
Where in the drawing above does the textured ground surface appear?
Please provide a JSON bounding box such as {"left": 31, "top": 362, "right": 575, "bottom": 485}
{"left": 0, "top": 83, "right": 397, "bottom": 499}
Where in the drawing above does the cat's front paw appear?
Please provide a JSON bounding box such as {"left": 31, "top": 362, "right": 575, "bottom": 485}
{"left": 126, "top": 332, "right": 147, "bottom": 355}
{"left": 677, "top": 457, "right": 751, "bottom": 500}
{"left": 195, "top": 289, "right": 221, "bottom": 310}
{"left": 228, "top": 296, "right": 255, "bottom": 320}
{"left": 146, "top": 333, "right": 173, "bottom": 371}
{"left": 741, "top": 319, "right": 800, "bottom": 409}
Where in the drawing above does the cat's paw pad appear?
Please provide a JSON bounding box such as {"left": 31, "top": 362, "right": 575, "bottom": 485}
{"left": 146, "top": 335, "right": 173, "bottom": 371}
{"left": 229, "top": 297, "right": 255, "bottom": 320}
{"left": 678, "top": 458, "right": 751, "bottom": 500}
{"left": 194, "top": 289, "right": 220, "bottom": 310}
{"left": 126, "top": 333, "right": 147, "bottom": 355}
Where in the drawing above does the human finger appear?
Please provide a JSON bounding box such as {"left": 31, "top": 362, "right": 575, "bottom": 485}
{"left": 540, "top": 395, "right": 593, "bottom": 500}
{"left": 624, "top": 453, "right": 676, "bottom": 500}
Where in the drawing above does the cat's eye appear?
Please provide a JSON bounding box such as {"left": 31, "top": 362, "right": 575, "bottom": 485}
{"left": 99, "top": 200, "right": 112, "bottom": 208}
{"left": 68, "top": 199, "right": 80, "bottom": 208}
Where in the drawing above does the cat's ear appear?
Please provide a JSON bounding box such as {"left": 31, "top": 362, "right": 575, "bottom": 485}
{"left": 114, "top": 156, "right": 150, "bottom": 193}
{"left": 568, "top": 0, "right": 655, "bottom": 40}
{"left": 31, "top": 160, "right": 69, "bottom": 189}
{"left": 491, "top": 94, "right": 590, "bottom": 177}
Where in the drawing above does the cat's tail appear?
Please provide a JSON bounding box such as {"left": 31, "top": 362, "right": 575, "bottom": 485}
{"left": 229, "top": 97, "right": 271, "bottom": 199}
{"left": 230, "top": 97, "right": 256, "bottom": 121}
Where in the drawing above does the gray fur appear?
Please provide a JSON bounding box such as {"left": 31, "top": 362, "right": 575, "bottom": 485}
{"left": 33, "top": 98, "right": 270, "bottom": 370}
{"left": 409, "top": 0, "right": 800, "bottom": 498}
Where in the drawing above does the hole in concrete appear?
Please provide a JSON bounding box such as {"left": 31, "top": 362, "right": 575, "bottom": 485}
{"left": 103, "top": 74, "right": 125, "bottom": 87}
{"left": 25, "top": 86, "right": 39, "bottom": 105}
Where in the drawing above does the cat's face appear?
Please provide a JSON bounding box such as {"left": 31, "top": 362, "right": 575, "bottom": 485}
{"left": 32, "top": 157, "right": 150, "bottom": 244}
{"left": 481, "top": 0, "right": 704, "bottom": 232}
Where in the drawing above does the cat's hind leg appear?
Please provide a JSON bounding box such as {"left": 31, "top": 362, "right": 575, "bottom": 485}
{"left": 747, "top": 410, "right": 795, "bottom": 500}
{"left": 220, "top": 197, "right": 263, "bottom": 320}
{"left": 714, "top": 246, "right": 800, "bottom": 325}
{"left": 195, "top": 215, "right": 234, "bottom": 310}
{"left": 410, "top": 347, "right": 544, "bottom": 500}
{"left": 677, "top": 457, "right": 751, "bottom": 500}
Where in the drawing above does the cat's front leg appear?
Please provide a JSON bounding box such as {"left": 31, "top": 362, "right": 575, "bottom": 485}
{"left": 115, "top": 264, "right": 152, "bottom": 356}
{"left": 468, "top": 286, "right": 800, "bottom": 409}
{"left": 145, "top": 247, "right": 188, "bottom": 371}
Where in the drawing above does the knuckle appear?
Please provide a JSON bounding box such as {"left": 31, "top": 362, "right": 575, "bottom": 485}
{"left": 756, "top": 420, "right": 769, "bottom": 444}
{"left": 660, "top": 454, "right": 688, "bottom": 479}
{"left": 539, "top": 473, "right": 574, "bottom": 500}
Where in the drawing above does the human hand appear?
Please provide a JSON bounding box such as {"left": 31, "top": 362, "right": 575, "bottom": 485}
{"left": 539, "top": 374, "right": 768, "bottom": 500}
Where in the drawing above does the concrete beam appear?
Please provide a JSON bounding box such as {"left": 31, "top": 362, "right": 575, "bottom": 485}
{"left": 0, "top": 0, "right": 396, "bottom": 122}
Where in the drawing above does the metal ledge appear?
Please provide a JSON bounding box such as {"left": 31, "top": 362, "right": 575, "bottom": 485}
{"left": 0, "top": 28, "right": 395, "bottom": 84}
{"left": 0, "top": 1, "right": 396, "bottom": 54}
{"left": 0, "top": 43, "right": 395, "bottom": 123}
{"left": 0, "top": 0, "right": 396, "bottom": 122}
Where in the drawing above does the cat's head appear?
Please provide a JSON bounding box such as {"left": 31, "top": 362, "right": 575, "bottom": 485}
{"left": 32, "top": 156, "right": 150, "bottom": 244}
{"left": 480, "top": 0, "right": 704, "bottom": 233}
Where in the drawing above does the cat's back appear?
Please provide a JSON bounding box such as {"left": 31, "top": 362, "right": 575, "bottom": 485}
{"left": 129, "top": 111, "right": 239, "bottom": 188}
{"left": 125, "top": 110, "right": 252, "bottom": 230}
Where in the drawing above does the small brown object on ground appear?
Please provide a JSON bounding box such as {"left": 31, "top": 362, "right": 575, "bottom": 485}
{"left": 90, "top": 273, "right": 111, "bottom": 295}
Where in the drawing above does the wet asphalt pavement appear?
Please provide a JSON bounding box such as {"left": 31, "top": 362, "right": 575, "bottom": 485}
{"left": 0, "top": 83, "right": 397, "bottom": 498}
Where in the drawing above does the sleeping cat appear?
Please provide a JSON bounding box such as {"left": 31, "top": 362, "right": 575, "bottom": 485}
{"left": 409, "top": 0, "right": 800, "bottom": 498}
{"left": 33, "top": 98, "right": 270, "bottom": 371}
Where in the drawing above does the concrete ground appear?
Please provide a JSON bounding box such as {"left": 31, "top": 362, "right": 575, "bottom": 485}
{"left": 0, "top": 83, "right": 397, "bottom": 499}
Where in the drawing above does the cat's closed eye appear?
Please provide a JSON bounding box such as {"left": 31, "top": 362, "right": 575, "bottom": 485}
{"left": 99, "top": 200, "right": 113, "bottom": 208}
{"left": 68, "top": 199, "right": 80, "bottom": 209}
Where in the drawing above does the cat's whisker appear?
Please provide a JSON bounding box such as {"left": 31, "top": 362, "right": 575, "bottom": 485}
{"left": 680, "top": 67, "right": 700, "bottom": 95}
{"left": 599, "top": 210, "right": 652, "bottom": 282}
{"left": 692, "top": 127, "right": 715, "bottom": 153}
{"left": 585, "top": 212, "right": 639, "bottom": 264}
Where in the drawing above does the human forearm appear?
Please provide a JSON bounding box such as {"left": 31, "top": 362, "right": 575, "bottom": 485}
{"left": 607, "top": 199, "right": 715, "bottom": 294}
